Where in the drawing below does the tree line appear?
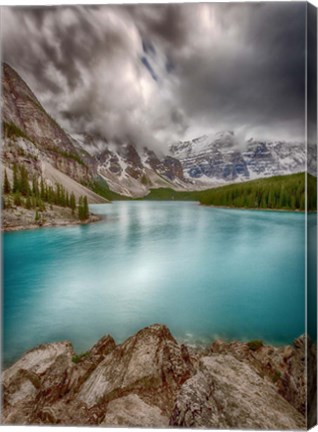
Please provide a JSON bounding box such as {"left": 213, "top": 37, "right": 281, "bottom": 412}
{"left": 3, "top": 164, "right": 90, "bottom": 221}
{"left": 143, "top": 173, "right": 315, "bottom": 212}
{"left": 198, "top": 173, "right": 309, "bottom": 211}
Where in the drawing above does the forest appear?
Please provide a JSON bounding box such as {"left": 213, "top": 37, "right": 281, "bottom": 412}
{"left": 3, "top": 164, "right": 90, "bottom": 221}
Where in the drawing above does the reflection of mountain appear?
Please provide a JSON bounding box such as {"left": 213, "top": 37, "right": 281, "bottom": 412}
{"left": 2, "top": 63, "right": 309, "bottom": 198}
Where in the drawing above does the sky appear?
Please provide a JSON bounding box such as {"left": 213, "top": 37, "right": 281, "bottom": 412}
{"left": 2, "top": 3, "right": 307, "bottom": 152}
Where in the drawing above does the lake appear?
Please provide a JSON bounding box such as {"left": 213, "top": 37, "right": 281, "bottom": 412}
{"left": 3, "top": 202, "right": 306, "bottom": 366}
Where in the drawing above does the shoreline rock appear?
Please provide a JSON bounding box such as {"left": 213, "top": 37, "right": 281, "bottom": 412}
{"left": 2, "top": 206, "right": 104, "bottom": 232}
{"left": 1, "top": 324, "right": 314, "bottom": 428}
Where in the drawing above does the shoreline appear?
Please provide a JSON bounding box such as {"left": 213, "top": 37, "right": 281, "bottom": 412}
{"left": 3, "top": 330, "right": 309, "bottom": 371}
{"left": 199, "top": 202, "right": 307, "bottom": 213}
{"left": 2, "top": 212, "right": 104, "bottom": 233}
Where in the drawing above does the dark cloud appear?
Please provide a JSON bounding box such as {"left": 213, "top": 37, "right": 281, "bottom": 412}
{"left": 2, "top": 3, "right": 307, "bottom": 150}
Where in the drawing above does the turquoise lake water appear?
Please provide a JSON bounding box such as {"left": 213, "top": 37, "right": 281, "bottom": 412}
{"left": 3, "top": 202, "right": 306, "bottom": 366}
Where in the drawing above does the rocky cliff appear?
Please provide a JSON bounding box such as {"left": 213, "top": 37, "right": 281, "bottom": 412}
{"left": 2, "top": 324, "right": 314, "bottom": 429}
{"left": 2, "top": 63, "right": 106, "bottom": 204}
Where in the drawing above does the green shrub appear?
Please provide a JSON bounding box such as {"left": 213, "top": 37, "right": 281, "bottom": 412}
{"left": 272, "top": 370, "right": 282, "bottom": 383}
{"left": 247, "top": 340, "right": 264, "bottom": 351}
{"left": 14, "top": 192, "right": 22, "bottom": 206}
{"left": 72, "top": 352, "right": 88, "bottom": 364}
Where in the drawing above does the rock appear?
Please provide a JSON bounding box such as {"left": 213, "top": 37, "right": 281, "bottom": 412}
{"left": 2, "top": 341, "right": 75, "bottom": 424}
{"left": 210, "top": 334, "right": 316, "bottom": 416}
{"left": 77, "top": 324, "right": 194, "bottom": 413}
{"left": 102, "top": 394, "right": 169, "bottom": 427}
{"left": 67, "top": 335, "right": 116, "bottom": 393}
{"left": 170, "top": 354, "right": 305, "bottom": 429}
{"left": 1, "top": 325, "right": 309, "bottom": 428}
{"left": 3, "top": 341, "right": 75, "bottom": 383}
{"left": 2, "top": 63, "right": 90, "bottom": 185}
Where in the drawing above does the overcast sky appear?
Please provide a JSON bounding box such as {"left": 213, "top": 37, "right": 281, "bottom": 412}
{"left": 2, "top": 3, "right": 306, "bottom": 151}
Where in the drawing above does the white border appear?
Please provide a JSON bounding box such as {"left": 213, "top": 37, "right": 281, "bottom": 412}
{"left": 0, "top": 2, "right": 317, "bottom": 432}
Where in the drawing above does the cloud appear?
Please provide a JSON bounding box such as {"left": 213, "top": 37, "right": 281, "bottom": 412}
{"left": 2, "top": 3, "right": 306, "bottom": 152}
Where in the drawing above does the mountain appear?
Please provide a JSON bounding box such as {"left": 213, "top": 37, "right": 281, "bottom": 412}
{"left": 72, "top": 131, "right": 306, "bottom": 198}
{"left": 2, "top": 63, "right": 308, "bottom": 200}
{"left": 2, "top": 63, "right": 106, "bottom": 203}
{"left": 70, "top": 132, "right": 191, "bottom": 197}
{"left": 170, "top": 131, "right": 306, "bottom": 187}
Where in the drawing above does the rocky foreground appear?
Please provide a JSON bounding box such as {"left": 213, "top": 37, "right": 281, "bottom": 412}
{"left": 1, "top": 324, "right": 316, "bottom": 428}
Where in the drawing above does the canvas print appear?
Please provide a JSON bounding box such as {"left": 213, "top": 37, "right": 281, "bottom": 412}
{"left": 1, "top": 2, "right": 317, "bottom": 429}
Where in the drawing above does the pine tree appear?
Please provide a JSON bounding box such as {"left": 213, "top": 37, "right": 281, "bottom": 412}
{"left": 35, "top": 209, "right": 40, "bottom": 223}
{"left": 32, "top": 175, "right": 39, "bottom": 197}
{"left": 65, "top": 191, "right": 70, "bottom": 208}
{"left": 13, "top": 164, "right": 19, "bottom": 193}
{"left": 70, "top": 192, "right": 76, "bottom": 215}
{"left": 40, "top": 178, "right": 45, "bottom": 200}
{"left": 78, "top": 196, "right": 84, "bottom": 220}
{"left": 14, "top": 192, "right": 22, "bottom": 206}
{"left": 25, "top": 196, "right": 32, "bottom": 210}
{"left": 19, "top": 166, "right": 30, "bottom": 196}
{"left": 3, "top": 169, "right": 11, "bottom": 194}
{"left": 83, "top": 196, "right": 89, "bottom": 220}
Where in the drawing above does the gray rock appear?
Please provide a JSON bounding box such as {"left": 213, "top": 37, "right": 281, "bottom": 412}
{"left": 77, "top": 324, "right": 194, "bottom": 413}
{"left": 1, "top": 325, "right": 309, "bottom": 429}
{"left": 102, "top": 394, "right": 169, "bottom": 427}
{"left": 170, "top": 354, "right": 306, "bottom": 429}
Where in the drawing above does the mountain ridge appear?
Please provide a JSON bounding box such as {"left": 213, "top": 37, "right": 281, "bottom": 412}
{"left": 2, "top": 63, "right": 309, "bottom": 199}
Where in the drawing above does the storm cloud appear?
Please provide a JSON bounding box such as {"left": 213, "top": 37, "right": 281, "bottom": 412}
{"left": 2, "top": 3, "right": 306, "bottom": 150}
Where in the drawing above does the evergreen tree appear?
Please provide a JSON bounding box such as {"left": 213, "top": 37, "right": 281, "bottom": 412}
{"left": 14, "top": 192, "right": 22, "bottom": 206}
{"left": 19, "top": 166, "right": 30, "bottom": 196}
{"left": 32, "top": 175, "right": 39, "bottom": 197}
{"left": 3, "top": 169, "right": 11, "bottom": 194}
{"left": 83, "top": 196, "right": 89, "bottom": 220}
{"left": 35, "top": 209, "right": 40, "bottom": 223}
{"left": 25, "top": 196, "right": 32, "bottom": 210}
{"left": 13, "top": 164, "right": 19, "bottom": 193}
{"left": 78, "top": 196, "right": 84, "bottom": 220}
{"left": 70, "top": 192, "right": 76, "bottom": 215}
{"left": 40, "top": 178, "right": 45, "bottom": 200}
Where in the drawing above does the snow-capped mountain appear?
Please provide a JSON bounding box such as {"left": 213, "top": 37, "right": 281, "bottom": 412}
{"left": 170, "top": 131, "right": 306, "bottom": 187}
{"left": 71, "top": 130, "right": 307, "bottom": 197}
{"left": 72, "top": 134, "right": 191, "bottom": 197}
{"left": 2, "top": 62, "right": 312, "bottom": 200}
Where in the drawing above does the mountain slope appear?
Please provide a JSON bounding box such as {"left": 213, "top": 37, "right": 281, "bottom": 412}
{"left": 2, "top": 63, "right": 107, "bottom": 203}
